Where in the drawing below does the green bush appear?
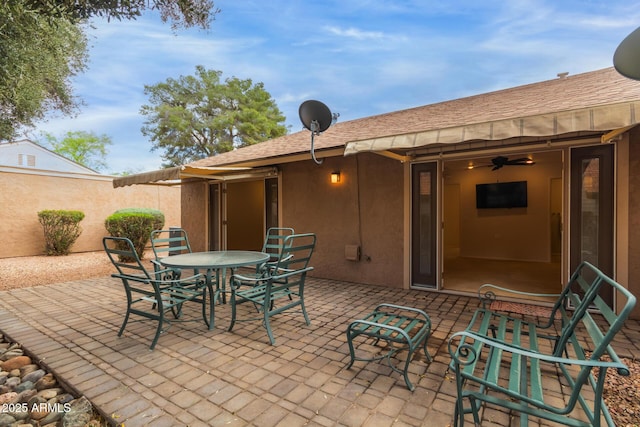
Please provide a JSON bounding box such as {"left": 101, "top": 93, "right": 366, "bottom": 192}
{"left": 37, "top": 210, "right": 85, "bottom": 256}
{"left": 104, "top": 208, "right": 165, "bottom": 261}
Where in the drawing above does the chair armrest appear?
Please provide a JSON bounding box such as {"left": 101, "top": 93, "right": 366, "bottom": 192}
{"left": 231, "top": 266, "right": 314, "bottom": 289}
{"left": 478, "top": 283, "right": 562, "bottom": 308}
{"left": 269, "top": 266, "right": 313, "bottom": 282}
{"left": 447, "top": 330, "right": 629, "bottom": 374}
{"left": 112, "top": 272, "right": 203, "bottom": 286}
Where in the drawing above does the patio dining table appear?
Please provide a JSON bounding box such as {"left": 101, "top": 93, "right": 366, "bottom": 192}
{"left": 159, "top": 250, "right": 270, "bottom": 310}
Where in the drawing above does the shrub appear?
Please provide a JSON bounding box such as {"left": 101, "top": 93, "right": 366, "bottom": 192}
{"left": 37, "top": 210, "right": 85, "bottom": 256}
{"left": 104, "top": 208, "right": 165, "bottom": 261}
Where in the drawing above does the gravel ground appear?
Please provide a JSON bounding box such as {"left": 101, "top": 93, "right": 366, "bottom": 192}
{"left": 0, "top": 252, "right": 638, "bottom": 426}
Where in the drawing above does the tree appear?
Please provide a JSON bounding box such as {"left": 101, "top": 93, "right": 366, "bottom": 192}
{"left": 140, "top": 66, "right": 288, "bottom": 167}
{"left": 24, "top": 0, "right": 219, "bottom": 30}
{"left": 0, "top": 1, "right": 219, "bottom": 142}
{"left": 0, "top": 2, "right": 88, "bottom": 141}
{"left": 42, "top": 130, "right": 112, "bottom": 172}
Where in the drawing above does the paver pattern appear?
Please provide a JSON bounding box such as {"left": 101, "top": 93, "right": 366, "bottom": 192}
{"left": 0, "top": 276, "right": 638, "bottom": 426}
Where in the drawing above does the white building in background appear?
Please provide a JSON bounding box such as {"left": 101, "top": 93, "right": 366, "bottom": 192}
{"left": 0, "top": 139, "right": 97, "bottom": 174}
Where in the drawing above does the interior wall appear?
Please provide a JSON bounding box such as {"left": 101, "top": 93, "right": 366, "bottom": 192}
{"left": 226, "top": 180, "right": 264, "bottom": 251}
{"left": 444, "top": 152, "right": 562, "bottom": 262}
{"left": 280, "top": 153, "right": 405, "bottom": 288}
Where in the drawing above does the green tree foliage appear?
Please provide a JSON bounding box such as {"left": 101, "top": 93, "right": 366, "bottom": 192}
{"left": 25, "top": 0, "right": 219, "bottom": 29}
{"left": 0, "top": 2, "right": 88, "bottom": 141}
{"left": 0, "top": 1, "right": 219, "bottom": 141}
{"left": 42, "top": 130, "right": 112, "bottom": 171}
{"left": 140, "top": 66, "right": 288, "bottom": 167}
{"left": 37, "top": 210, "right": 85, "bottom": 255}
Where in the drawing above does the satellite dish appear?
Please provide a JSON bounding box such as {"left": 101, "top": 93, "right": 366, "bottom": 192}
{"left": 299, "top": 100, "right": 337, "bottom": 164}
{"left": 614, "top": 26, "right": 640, "bottom": 80}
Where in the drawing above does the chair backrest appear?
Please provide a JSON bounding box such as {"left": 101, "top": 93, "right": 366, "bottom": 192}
{"left": 556, "top": 262, "right": 636, "bottom": 386}
{"left": 150, "top": 228, "right": 192, "bottom": 260}
{"left": 261, "top": 227, "right": 295, "bottom": 263}
{"left": 103, "top": 236, "right": 153, "bottom": 280}
{"left": 271, "top": 233, "right": 316, "bottom": 272}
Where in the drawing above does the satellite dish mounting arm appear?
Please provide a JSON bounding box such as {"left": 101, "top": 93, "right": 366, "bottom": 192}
{"left": 298, "top": 100, "right": 337, "bottom": 165}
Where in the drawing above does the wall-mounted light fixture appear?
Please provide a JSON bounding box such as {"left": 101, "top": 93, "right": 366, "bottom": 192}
{"left": 331, "top": 171, "right": 341, "bottom": 183}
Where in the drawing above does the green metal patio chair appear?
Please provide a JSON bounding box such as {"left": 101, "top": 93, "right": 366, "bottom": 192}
{"left": 228, "top": 233, "right": 316, "bottom": 345}
{"left": 103, "top": 236, "right": 214, "bottom": 350}
{"left": 257, "top": 227, "right": 295, "bottom": 276}
{"left": 150, "top": 228, "right": 198, "bottom": 276}
{"left": 150, "top": 228, "right": 202, "bottom": 312}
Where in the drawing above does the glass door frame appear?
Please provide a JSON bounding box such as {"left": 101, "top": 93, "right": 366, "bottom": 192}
{"left": 568, "top": 143, "right": 615, "bottom": 307}
{"left": 410, "top": 161, "right": 441, "bottom": 289}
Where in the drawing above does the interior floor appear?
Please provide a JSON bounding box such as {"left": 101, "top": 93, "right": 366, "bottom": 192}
{"left": 443, "top": 257, "right": 562, "bottom": 303}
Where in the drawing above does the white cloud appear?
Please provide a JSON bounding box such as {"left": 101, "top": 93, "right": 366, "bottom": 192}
{"left": 22, "top": 0, "right": 640, "bottom": 174}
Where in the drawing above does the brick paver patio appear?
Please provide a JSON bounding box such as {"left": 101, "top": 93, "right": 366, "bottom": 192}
{"left": 0, "top": 276, "right": 638, "bottom": 426}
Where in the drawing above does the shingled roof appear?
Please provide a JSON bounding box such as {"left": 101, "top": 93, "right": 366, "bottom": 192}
{"left": 114, "top": 67, "right": 640, "bottom": 187}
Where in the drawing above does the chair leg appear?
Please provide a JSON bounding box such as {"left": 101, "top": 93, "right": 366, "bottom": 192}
{"left": 300, "top": 300, "right": 311, "bottom": 326}
{"left": 150, "top": 305, "right": 165, "bottom": 350}
{"left": 264, "top": 309, "right": 276, "bottom": 345}
{"left": 345, "top": 329, "right": 357, "bottom": 370}
{"left": 202, "top": 284, "right": 215, "bottom": 330}
{"left": 228, "top": 293, "right": 237, "bottom": 332}
{"left": 118, "top": 308, "right": 131, "bottom": 338}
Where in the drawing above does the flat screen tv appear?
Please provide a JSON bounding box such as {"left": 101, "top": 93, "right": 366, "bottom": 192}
{"left": 476, "top": 181, "right": 527, "bottom": 209}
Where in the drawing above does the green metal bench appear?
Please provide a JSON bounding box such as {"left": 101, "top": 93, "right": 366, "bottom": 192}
{"left": 448, "top": 261, "right": 636, "bottom": 427}
{"left": 346, "top": 304, "right": 433, "bottom": 391}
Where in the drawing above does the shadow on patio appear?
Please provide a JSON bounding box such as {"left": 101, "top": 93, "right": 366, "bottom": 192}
{"left": 0, "top": 276, "right": 638, "bottom": 426}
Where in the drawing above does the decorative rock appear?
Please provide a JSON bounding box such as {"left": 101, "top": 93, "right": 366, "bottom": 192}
{"left": 11, "top": 409, "right": 30, "bottom": 421}
{"left": 56, "top": 393, "right": 74, "bottom": 405}
{"left": 23, "top": 369, "right": 46, "bottom": 384}
{"left": 40, "top": 409, "right": 63, "bottom": 425}
{"left": 0, "top": 336, "right": 103, "bottom": 426}
{"left": 0, "top": 343, "right": 23, "bottom": 362}
{"left": 35, "top": 373, "right": 57, "bottom": 391}
{"left": 15, "top": 380, "right": 34, "bottom": 393}
{"left": 28, "top": 395, "right": 46, "bottom": 408}
{"left": 0, "top": 414, "right": 16, "bottom": 425}
{"left": 5, "top": 376, "right": 20, "bottom": 390}
{"left": 0, "top": 391, "right": 18, "bottom": 404}
{"left": 20, "top": 364, "right": 39, "bottom": 376}
{"left": 37, "top": 388, "right": 60, "bottom": 400}
{"left": 1, "top": 355, "right": 31, "bottom": 371}
{"left": 30, "top": 408, "right": 49, "bottom": 420}
{"left": 17, "top": 388, "right": 37, "bottom": 403}
{"left": 63, "top": 396, "right": 93, "bottom": 427}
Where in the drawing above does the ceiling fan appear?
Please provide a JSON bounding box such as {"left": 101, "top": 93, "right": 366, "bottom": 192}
{"left": 488, "top": 156, "right": 535, "bottom": 171}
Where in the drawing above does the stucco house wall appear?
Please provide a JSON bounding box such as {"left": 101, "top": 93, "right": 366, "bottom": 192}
{"left": 180, "top": 180, "right": 209, "bottom": 252}
{"left": 1, "top": 168, "right": 181, "bottom": 258}
{"left": 627, "top": 127, "right": 640, "bottom": 319}
{"left": 280, "top": 153, "right": 405, "bottom": 287}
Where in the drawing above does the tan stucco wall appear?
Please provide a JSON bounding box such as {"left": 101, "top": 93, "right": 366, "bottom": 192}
{"left": 1, "top": 170, "right": 181, "bottom": 258}
{"left": 626, "top": 128, "right": 640, "bottom": 319}
{"left": 281, "top": 153, "right": 405, "bottom": 288}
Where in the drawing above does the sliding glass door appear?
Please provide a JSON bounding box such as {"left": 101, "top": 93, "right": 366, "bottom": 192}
{"left": 411, "top": 162, "right": 438, "bottom": 288}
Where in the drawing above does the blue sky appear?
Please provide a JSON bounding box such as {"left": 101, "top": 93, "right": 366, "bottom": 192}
{"left": 27, "top": 0, "right": 640, "bottom": 174}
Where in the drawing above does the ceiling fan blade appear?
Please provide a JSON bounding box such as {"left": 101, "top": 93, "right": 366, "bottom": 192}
{"left": 506, "top": 157, "right": 532, "bottom": 165}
